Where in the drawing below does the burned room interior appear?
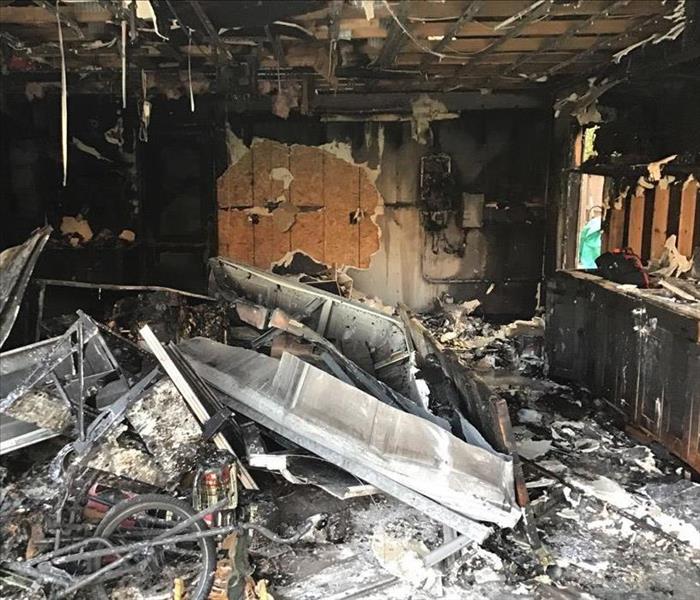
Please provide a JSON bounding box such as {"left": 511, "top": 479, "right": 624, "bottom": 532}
{"left": 0, "top": 0, "right": 699, "bottom": 598}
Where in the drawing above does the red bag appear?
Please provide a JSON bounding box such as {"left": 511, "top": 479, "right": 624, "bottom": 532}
{"left": 595, "top": 247, "right": 649, "bottom": 288}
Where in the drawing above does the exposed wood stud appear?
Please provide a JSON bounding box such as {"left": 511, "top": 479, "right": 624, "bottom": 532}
{"left": 651, "top": 185, "right": 670, "bottom": 260}
{"left": 627, "top": 193, "right": 645, "bottom": 256}
{"left": 678, "top": 178, "right": 698, "bottom": 258}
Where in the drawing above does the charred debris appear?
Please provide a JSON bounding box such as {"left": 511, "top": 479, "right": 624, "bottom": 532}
{"left": 1, "top": 230, "right": 699, "bottom": 600}
{"left": 1, "top": 0, "right": 699, "bottom": 596}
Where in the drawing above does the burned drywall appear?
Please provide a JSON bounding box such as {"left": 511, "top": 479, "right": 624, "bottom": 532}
{"left": 218, "top": 110, "right": 550, "bottom": 317}
{"left": 352, "top": 113, "right": 549, "bottom": 317}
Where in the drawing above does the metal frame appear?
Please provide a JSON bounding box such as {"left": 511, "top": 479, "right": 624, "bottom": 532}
{"left": 1, "top": 497, "right": 319, "bottom": 598}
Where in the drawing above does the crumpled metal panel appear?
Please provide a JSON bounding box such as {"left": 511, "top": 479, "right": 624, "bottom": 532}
{"left": 179, "top": 338, "right": 520, "bottom": 529}
{"left": 0, "top": 226, "right": 51, "bottom": 349}
{"left": 208, "top": 258, "right": 417, "bottom": 399}
{"left": 0, "top": 337, "right": 62, "bottom": 455}
{"left": 272, "top": 352, "right": 520, "bottom": 528}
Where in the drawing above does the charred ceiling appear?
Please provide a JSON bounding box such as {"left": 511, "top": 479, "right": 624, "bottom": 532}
{"left": 0, "top": 0, "right": 696, "bottom": 112}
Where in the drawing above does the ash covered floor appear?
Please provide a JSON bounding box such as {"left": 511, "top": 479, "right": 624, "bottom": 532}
{"left": 248, "top": 370, "right": 700, "bottom": 600}
{"left": 1, "top": 240, "right": 698, "bottom": 600}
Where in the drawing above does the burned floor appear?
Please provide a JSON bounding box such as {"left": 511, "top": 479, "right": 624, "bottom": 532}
{"left": 1, "top": 1, "right": 700, "bottom": 599}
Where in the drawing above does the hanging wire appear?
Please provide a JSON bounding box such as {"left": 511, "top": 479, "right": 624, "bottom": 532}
{"left": 56, "top": 0, "right": 68, "bottom": 186}
{"left": 380, "top": 0, "right": 480, "bottom": 60}
{"left": 188, "top": 30, "right": 195, "bottom": 112}
{"left": 121, "top": 19, "right": 127, "bottom": 109}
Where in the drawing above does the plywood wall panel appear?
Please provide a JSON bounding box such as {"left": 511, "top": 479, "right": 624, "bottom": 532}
{"left": 291, "top": 210, "right": 325, "bottom": 262}
{"left": 269, "top": 141, "right": 291, "bottom": 202}
{"left": 324, "top": 155, "right": 360, "bottom": 266}
{"left": 217, "top": 152, "right": 253, "bottom": 208}
{"left": 290, "top": 145, "right": 324, "bottom": 207}
{"left": 217, "top": 139, "right": 381, "bottom": 270}
{"left": 253, "top": 215, "right": 290, "bottom": 268}
{"left": 217, "top": 209, "right": 254, "bottom": 264}
{"left": 252, "top": 140, "right": 272, "bottom": 206}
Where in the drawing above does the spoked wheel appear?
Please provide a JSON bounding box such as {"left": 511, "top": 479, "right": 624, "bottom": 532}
{"left": 89, "top": 494, "right": 216, "bottom": 600}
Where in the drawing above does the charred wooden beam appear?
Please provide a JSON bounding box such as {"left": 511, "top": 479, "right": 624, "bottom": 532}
{"left": 555, "top": 42, "right": 700, "bottom": 117}
{"left": 375, "top": 1, "right": 409, "bottom": 69}
{"left": 453, "top": 0, "right": 553, "bottom": 80}
{"left": 421, "top": 0, "right": 483, "bottom": 66}
{"left": 33, "top": 0, "right": 85, "bottom": 40}
{"left": 541, "top": 10, "right": 676, "bottom": 79}
{"left": 265, "top": 24, "right": 287, "bottom": 68}
{"left": 499, "top": 0, "right": 631, "bottom": 78}
{"left": 188, "top": 0, "right": 232, "bottom": 60}
{"left": 327, "top": 0, "right": 343, "bottom": 81}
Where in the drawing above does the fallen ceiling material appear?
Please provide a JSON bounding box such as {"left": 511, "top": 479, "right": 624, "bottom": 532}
{"left": 209, "top": 257, "right": 416, "bottom": 398}
{"left": 1, "top": 231, "right": 698, "bottom": 598}
{"left": 179, "top": 338, "right": 518, "bottom": 532}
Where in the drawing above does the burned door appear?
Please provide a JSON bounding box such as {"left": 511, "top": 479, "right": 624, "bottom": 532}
{"left": 140, "top": 131, "right": 215, "bottom": 292}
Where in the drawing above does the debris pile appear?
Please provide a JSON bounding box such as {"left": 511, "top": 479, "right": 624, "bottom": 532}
{"left": 419, "top": 293, "right": 545, "bottom": 376}
{"left": 0, "top": 244, "right": 521, "bottom": 599}
{"left": 0, "top": 233, "right": 698, "bottom": 600}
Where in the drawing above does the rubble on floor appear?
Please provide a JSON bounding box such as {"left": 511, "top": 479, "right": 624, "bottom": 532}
{"left": 418, "top": 293, "right": 546, "bottom": 377}
{"left": 0, "top": 242, "right": 698, "bottom": 599}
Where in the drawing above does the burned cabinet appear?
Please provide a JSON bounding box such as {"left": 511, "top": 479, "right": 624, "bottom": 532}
{"left": 546, "top": 270, "right": 700, "bottom": 471}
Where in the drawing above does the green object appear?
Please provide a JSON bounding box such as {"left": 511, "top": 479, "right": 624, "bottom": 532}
{"left": 579, "top": 216, "right": 602, "bottom": 269}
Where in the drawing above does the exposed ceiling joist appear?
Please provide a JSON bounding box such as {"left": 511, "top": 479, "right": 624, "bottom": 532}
{"left": 453, "top": 0, "right": 554, "bottom": 81}
{"left": 34, "top": 0, "right": 84, "bottom": 40}
{"left": 555, "top": 42, "right": 700, "bottom": 118}
{"left": 0, "top": 0, "right": 686, "bottom": 97}
{"left": 188, "top": 0, "right": 233, "bottom": 60}
{"left": 499, "top": 0, "right": 631, "bottom": 78}
{"left": 420, "top": 0, "right": 483, "bottom": 67}
{"left": 542, "top": 10, "right": 675, "bottom": 79}
{"left": 375, "top": 1, "right": 409, "bottom": 69}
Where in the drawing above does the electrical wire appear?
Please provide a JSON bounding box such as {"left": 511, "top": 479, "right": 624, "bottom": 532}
{"left": 121, "top": 19, "right": 127, "bottom": 109}
{"left": 380, "top": 0, "right": 480, "bottom": 61}
{"left": 56, "top": 0, "right": 68, "bottom": 187}
{"left": 188, "top": 30, "right": 195, "bottom": 112}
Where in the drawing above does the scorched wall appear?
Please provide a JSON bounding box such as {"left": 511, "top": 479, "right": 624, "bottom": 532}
{"left": 220, "top": 110, "right": 551, "bottom": 317}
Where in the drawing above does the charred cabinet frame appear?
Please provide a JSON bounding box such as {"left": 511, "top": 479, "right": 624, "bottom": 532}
{"left": 546, "top": 270, "right": 700, "bottom": 472}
